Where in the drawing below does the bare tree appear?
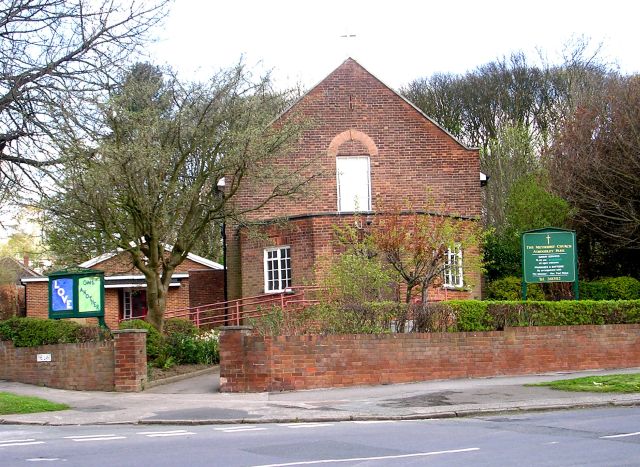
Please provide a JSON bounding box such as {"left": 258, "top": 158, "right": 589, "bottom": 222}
{"left": 0, "top": 0, "right": 170, "bottom": 202}
{"left": 549, "top": 75, "right": 640, "bottom": 250}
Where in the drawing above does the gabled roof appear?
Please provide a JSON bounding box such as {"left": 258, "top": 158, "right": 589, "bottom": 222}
{"left": 278, "top": 57, "right": 476, "bottom": 152}
{"left": 0, "top": 257, "right": 42, "bottom": 281}
{"left": 79, "top": 245, "right": 223, "bottom": 270}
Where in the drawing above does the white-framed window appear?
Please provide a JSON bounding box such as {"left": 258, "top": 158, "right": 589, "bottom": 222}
{"left": 264, "top": 246, "right": 292, "bottom": 293}
{"left": 443, "top": 245, "right": 463, "bottom": 288}
{"left": 336, "top": 156, "right": 371, "bottom": 212}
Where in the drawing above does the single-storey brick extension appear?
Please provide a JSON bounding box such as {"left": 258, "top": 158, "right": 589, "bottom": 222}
{"left": 22, "top": 250, "right": 224, "bottom": 329}
{"left": 225, "top": 58, "right": 483, "bottom": 301}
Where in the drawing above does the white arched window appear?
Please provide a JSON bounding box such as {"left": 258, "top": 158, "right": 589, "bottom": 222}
{"left": 336, "top": 156, "right": 371, "bottom": 212}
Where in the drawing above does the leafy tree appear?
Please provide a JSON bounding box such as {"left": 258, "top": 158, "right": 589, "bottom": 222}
{"left": 483, "top": 172, "right": 571, "bottom": 281}
{"left": 44, "top": 63, "right": 310, "bottom": 331}
{"left": 369, "top": 205, "right": 480, "bottom": 304}
{"left": 0, "top": 0, "right": 169, "bottom": 205}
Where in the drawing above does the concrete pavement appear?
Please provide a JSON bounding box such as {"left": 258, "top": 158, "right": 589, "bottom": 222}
{"left": 1, "top": 367, "right": 639, "bottom": 426}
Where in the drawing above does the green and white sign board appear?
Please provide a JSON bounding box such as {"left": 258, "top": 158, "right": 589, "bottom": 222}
{"left": 521, "top": 228, "right": 578, "bottom": 300}
{"left": 48, "top": 268, "right": 106, "bottom": 325}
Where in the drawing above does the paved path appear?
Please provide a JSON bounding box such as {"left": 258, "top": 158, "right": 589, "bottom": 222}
{"left": 1, "top": 367, "right": 639, "bottom": 425}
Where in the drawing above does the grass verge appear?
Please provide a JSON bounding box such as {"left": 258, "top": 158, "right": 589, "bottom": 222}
{"left": 530, "top": 373, "right": 640, "bottom": 393}
{"left": 0, "top": 392, "right": 69, "bottom": 415}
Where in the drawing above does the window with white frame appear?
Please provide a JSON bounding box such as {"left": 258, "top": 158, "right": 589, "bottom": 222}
{"left": 336, "top": 156, "right": 371, "bottom": 212}
{"left": 264, "top": 246, "right": 292, "bottom": 293}
{"left": 443, "top": 245, "right": 463, "bottom": 288}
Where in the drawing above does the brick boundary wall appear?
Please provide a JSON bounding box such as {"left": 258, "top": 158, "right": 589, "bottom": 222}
{"left": 219, "top": 324, "right": 640, "bottom": 392}
{"left": 0, "top": 329, "right": 147, "bottom": 392}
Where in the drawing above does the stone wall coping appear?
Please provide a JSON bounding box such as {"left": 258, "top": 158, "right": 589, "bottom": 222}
{"left": 221, "top": 325, "right": 254, "bottom": 331}
{"left": 112, "top": 329, "right": 148, "bottom": 334}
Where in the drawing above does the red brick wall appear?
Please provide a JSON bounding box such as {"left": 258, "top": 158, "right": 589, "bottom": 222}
{"left": 189, "top": 269, "right": 225, "bottom": 307}
{"left": 219, "top": 324, "right": 640, "bottom": 392}
{"left": 113, "top": 329, "right": 148, "bottom": 392}
{"left": 0, "top": 329, "right": 147, "bottom": 391}
{"left": 25, "top": 281, "right": 47, "bottom": 319}
{"left": 226, "top": 59, "right": 481, "bottom": 300}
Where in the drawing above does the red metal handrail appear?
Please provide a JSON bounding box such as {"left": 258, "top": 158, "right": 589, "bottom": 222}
{"left": 119, "top": 286, "right": 322, "bottom": 329}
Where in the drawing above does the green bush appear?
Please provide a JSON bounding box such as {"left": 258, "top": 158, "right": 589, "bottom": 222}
{"left": 119, "top": 319, "right": 162, "bottom": 361}
{"left": 437, "top": 299, "right": 640, "bottom": 331}
{"left": 581, "top": 277, "right": 640, "bottom": 300}
{"left": 119, "top": 318, "right": 219, "bottom": 367}
{"left": 0, "top": 317, "right": 107, "bottom": 347}
{"left": 163, "top": 329, "right": 219, "bottom": 365}
{"left": 486, "top": 276, "right": 544, "bottom": 301}
{"left": 163, "top": 318, "right": 199, "bottom": 337}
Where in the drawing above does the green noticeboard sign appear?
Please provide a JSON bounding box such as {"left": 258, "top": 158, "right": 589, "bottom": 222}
{"left": 521, "top": 228, "right": 578, "bottom": 300}
{"left": 522, "top": 229, "right": 577, "bottom": 283}
{"left": 48, "top": 268, "right": 105, "bottom": 323}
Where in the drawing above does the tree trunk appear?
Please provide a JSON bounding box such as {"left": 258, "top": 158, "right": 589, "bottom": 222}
{"left": 405, "top": 285, "right": 414, "bottom": 304}
{"left": 145, "top": 273, "right": 169, "bottom": 332}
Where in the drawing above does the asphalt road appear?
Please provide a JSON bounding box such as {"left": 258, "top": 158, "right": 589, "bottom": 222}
{"left": 1, "top": 407, "right": 639, "bottom": 466}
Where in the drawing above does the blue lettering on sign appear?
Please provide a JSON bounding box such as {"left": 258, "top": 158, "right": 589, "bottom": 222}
{"left": 51, "top": 278, "right": 73, "bottom": 311}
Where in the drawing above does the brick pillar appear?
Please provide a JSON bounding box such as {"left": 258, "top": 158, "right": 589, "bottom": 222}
{"left": 113, "top": 329, "right": 147, "bottom": 392}
{"left": 219, "top": 325, "right": 254, "bottom": 392}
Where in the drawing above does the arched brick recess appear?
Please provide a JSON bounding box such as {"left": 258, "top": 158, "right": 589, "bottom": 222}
{"left": 327, "top": 129, "right": 378, "bottom": 157}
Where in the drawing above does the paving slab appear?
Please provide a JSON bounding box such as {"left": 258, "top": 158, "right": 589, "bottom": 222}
{"left": 1, "top": 367, "right": 639, "bottom": 426}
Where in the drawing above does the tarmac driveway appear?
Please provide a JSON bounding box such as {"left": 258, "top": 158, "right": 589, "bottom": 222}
{"left": 145, "top": 367, "right": 220, "bottom": 394}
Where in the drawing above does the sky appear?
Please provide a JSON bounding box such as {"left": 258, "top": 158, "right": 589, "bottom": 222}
{"left": 2, "top": 0, "right": 639, "bottom": 243}
{"left": 150, "top": 0, "right": 640, "bottom": 90}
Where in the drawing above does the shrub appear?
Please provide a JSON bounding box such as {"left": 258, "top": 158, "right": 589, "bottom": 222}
{"left": 119, "top": 319, "right": 162, "bottom": 361}
{"left": 0, "top": 317, "right": 108, "bottom": 347}
{"left": 163, "top": 329, "right": 219, "bottom": 365}
{"left": 250, "top": 302, "right": 399, "bottom": 336}
{"left": 581, "top": 277, "right": 640, "bottom": 300}
{"left": 486, "top": 276, "right": 544, "bottom": 301}
{"left": 163, "top": 318, "right": 199, "bottom": 337}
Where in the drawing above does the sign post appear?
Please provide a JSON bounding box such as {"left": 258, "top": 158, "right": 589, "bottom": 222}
{"left": 48, "top": 268, "right": 106, "bottom": 328}
{"left": 521, "top": 228, "right": 578, "bottom": 300}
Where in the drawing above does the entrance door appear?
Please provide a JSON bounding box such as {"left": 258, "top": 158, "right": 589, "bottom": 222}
{"left": 122, "top": 289, "right": 148, "bottom": 320}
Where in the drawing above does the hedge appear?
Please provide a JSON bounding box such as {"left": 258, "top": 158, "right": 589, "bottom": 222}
{"left": 487, "top": 276, "right": 640, "bottom": 301}
{"left": 0, "top": 317, "right": 109, "bottom": 347}
{"left": 424, "top": 299, "right": 640, "bottom": 332}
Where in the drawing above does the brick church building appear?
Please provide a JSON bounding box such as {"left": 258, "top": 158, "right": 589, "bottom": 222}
{"left": 226, "top": 58, "right": 483, "bottom": 302}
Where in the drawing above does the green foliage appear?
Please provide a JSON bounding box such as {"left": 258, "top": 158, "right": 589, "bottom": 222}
{"left": 0, "top": 317, "right": 108, "bottom": 347}
{"left": 485, "top": 173, "right": 572, "bottom": 282}
{"left": 486, "top": 276, "right": 544, "bottom": 301}
{"left": 120, "top": 319, "right": 219, "bottom": 367}
{"left": 482, "top": 229, "right": 521, "bottom": 281}
{"left": 323, "top": 253, "right": 394, "bottom": 303}
{"left": 250, "top": 299, "right": 640, "bottom": 336}
{"left": 161, "top": 327, "right": 219, "bottom": 366}
{"left": 580, "top": 277, "right": 640, "bottom": 300}
{"left": 251, "top": 302, "right": 400, "bottom": 336}
{"left": 505, "top": 173, "right": 571, "bottom": 234}
{"left": 163, "top": 318, "right": 199, "bottom": 337}
{"left": 436, "top": 299, "right": 640, "bottom": 330}
{"left": 119, "top": 319, "right": 162, "bottom": 361}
